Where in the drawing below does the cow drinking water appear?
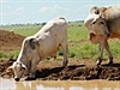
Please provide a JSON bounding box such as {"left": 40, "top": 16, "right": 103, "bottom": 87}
{"left": 7, "top": 17, "right": 68, "bottom": 81}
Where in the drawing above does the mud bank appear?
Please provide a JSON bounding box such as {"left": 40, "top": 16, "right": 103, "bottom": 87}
{"left": 0, "top": 59, "right": 120, "bottom": 80}
{"left": 0, "top": 30, "right": 25, "bottom": 52}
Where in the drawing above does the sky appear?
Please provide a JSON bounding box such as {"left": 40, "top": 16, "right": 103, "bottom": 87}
{"left": 0, "top": 0, "right": 120, "bottom": 25}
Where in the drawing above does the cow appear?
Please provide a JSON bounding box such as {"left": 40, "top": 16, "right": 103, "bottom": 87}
{"left": 7, "top": 17, "right": 68, "bottom": 81}
{"left": 84, "top": 6, "right": 120, "bottom": 65}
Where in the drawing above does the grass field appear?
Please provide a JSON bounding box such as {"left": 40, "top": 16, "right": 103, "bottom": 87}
{"left": 0, "top": 22, "right": 120, "bottom": 61}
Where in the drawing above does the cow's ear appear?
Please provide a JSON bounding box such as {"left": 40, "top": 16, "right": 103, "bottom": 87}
{"left": 89, "top": 33, "right": 98, "bottom": 44}
{"left": 6, "top": 66, "right": 13, "bottom": 72}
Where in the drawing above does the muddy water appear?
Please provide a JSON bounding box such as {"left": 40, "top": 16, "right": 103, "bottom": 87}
{"left": 0, "top": 78, "right": 120, "bottom": 90}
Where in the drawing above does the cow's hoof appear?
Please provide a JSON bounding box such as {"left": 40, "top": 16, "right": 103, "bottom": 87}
{"left": 62, "top": 60, "right": 68, "bottom": 67}
{"left": 108, "top": 60, "right": 113, "bottom": 65}
{"left": 96, "top": 60, "right": 102, "bottom": 66}
{"left": 61, "top": 64, "right": 67, "bottom": 68}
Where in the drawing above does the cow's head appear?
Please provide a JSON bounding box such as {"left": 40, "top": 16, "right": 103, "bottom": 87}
{"left": 7, "top": 37, "right": 40, "bottom": 81}
{"left": 84, "top": 15, "right": 110, "bottom": 43}
{"left": 7, "top": 62, "right": 27, "bottom": 81}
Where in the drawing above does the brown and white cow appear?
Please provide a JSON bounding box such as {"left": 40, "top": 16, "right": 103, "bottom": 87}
{"left": 7, "top": 17, "right": 68, "bottom": 81}
{"left": 84, "top": 6, "right": 120, "bottom": 65}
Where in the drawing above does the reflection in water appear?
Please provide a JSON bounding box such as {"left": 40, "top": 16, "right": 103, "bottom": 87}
{"left": 36, "top": 85, "right": 64, "bottom": 90}
{"left": 0, "top": 78, "right": 15, "bottom": 90}
{"left": 0, "top": 78, "right": 120, "bottom": 90}
{"left": 70, "top": 87, "right": 84, "bottom": 90}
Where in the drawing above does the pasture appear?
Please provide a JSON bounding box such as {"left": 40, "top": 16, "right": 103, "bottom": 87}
{"left": 0, "top": 21, "right": 120, "bottom": 81}
{"left": 0, "top": 21, "right": 120, "bottom": 61}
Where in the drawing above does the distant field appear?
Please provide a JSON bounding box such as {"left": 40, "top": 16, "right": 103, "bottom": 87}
{"left": 0, "top": 22, "right": 120, "bottom": 61}
{"left": 0, "top": 24, "right": 41, "bottom": 36}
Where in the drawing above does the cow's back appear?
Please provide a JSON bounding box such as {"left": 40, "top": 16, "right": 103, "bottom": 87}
{"left": 35, "top": 17, "right": 67, "bottom": 37}
{"left": 45, "top": 17, "right": 67, "bottom": 35}
{"left": 35, "top": 17, "right": 67, "bottom": 58}
{"left": 40, "top": 17, "right": 67, "bottom": 42}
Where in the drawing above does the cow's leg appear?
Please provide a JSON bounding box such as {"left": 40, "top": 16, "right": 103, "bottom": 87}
{"left": 96, "top": 43, "right": 104, "bottom": 65}
{"left": 60, "top": 43, "right": 68, "bottom": 67}
{"left": 29, "top": 61, "right": 38, "bottom": 78}
{"left": 104, "top": 40, "right": 113, "bottom": 65}
{"left": 29, "top": 67, "right": 36, "bottom": 78}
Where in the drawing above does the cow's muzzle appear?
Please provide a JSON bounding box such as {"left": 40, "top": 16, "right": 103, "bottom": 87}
{"left": 15, "top": 78, "right": 20, "bottom": 81}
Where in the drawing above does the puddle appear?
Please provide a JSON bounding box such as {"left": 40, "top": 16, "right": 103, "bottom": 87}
{"left": 0, "top": 78, "right": 120, "bottom": 90}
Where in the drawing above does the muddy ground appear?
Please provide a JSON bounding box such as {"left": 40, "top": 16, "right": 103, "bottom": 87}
{"left": 0, "top": 59, "right": 120, "bottom": 81}
{"left": 0, "top": 30, "right": 120, "bottom": 81}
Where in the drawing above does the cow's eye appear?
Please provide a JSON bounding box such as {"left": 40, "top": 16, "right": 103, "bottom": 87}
{"left": 100, "top": 21, "right": 104, "bottom": 24}
{"left": 92, "top": 21, "right": 96, "bottom": 24}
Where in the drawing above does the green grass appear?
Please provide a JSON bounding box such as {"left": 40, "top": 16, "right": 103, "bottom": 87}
{"left": 68, "top": 43, "right": 100, "bottom": 61}
{"left": 68, "top": 23, "right": 88, "bottom": 42}
{"left": 0, "top": 50, "right": 20, "bottom": 59}
{"left": 0, "top": 24, "right": 42, "bottom": 36}
{"left": 0, "top": 22, "right": 120, "bottom": 61}
{"left": 108, "top": 39, "right": 120, "bottom": 59}
{"left": 0, "top": 52, "right": 7, "bottom": 58}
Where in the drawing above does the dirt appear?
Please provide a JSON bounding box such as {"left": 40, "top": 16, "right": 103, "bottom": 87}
{"left": 0, "top": 29, "right": 25, "bottom": 52}
{"left": 0, "top": 29, "right": 120, "bottom": 81}
{"left": 0, "top": 59, "right": 120, "bottom": 81}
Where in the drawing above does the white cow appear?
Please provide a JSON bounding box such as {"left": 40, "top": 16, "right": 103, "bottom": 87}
{"left": 84, "top": 6, "right": 120, "bottom": 65}
{"left": 7, "top": 17, "right": 68, "bottom": 81}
